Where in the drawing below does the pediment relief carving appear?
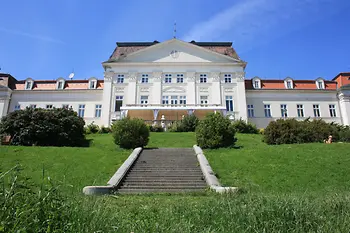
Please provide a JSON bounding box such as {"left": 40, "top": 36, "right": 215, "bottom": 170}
{"left": 163, "top": 87, "right": 186, "bottom": 93}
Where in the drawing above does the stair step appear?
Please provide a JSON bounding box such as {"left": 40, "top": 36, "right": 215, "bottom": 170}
{"left": 117, "top": 189, "right": 205, "bottom": 193}
{"left": 130, "top": 169, "right": 202, "bottom": 172}
{"left": 125, "top": 177, "right": 205, "bottom": 181}
{"left": 124, "top": 179, "right": 205, "bottom": 183}
{"left": 121, "top": 183, "right": 206, "bottom": 188}
{"left": 119, "top": 185, "right": 207, "bottom": 189}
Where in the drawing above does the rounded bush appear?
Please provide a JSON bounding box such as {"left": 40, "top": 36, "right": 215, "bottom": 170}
{"left": 232, "top": 119, "right": 259, "bottom": 134}
{"left": 112, "top": 118, "right": 150, "bottom": 149}
{"left": 0, "top": 107, "right": 85, "bottom": 146}
{"left": 195, "top": 113, "right": 236, "bottom": 149}
{"left": 85, "top": 122, "right": 100, "bottom": 134}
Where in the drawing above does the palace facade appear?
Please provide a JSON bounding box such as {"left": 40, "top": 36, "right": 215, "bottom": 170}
{"left": 1, "top": 39, "right": 350, "bottom": 128}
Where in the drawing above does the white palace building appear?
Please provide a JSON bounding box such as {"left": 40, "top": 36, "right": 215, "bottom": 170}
{"left": 1, "top": 38, "right": 350, "bottom": 128}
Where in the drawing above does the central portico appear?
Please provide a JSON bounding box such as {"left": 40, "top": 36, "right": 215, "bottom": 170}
{"left": 101, "top": 38, "right": 248, "bottom": 126}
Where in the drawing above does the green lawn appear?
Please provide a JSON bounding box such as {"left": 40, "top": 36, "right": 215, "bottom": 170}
{"left": 2, "top": 132, "right": 350, "bottom": 232}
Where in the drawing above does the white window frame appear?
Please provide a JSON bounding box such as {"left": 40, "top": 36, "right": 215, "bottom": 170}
{"left": 14, "top": 104, "right": 21, "bottom": 111}
{"left": 252, "top": 77, "right": 261, "bottom": 89}
{"left": 95, "top": 104, "right": 102, "bottom": 117}
{"left": 25, "top": 79, "right": 34, "bottom": 90}
{"left": 224, "top": 74, "right": 232, "bottom": 83}
{"left": 140, "top": 96, "right": 148, "bottom": 106}
{"left": 247, "top": 104, "right": 254, "bottom": 118}
{"left": 316, "top": 78, "right": 325, "bottom": 89}
{"left": 280, "top": 104, "right": 288, "bottom": 117}
{"left": 56, "top": 78, "right": 65, "bottom": 90}
{"left": 200, "top": 96, "right": 208, "bottom": 106}
{"left": 297, "top": 104, "right": 304, "bottom": 117}
{"left": 329, "top": 104, "right": 336, "bottom": 117}
{"left": 313, "top": 104, "right": 320, "bottom": 117}
{"left": 199, "top": 74, "right": 207, "bottom": 83}
{"left": 115, "top": 96, "right": 123, "bottom": 112}
{"left": 46, "top": 104, "right": 53, "bottom": 109}
{"left": 177, "top": 74, "right": 184, "bottom": 83}
{"left": 78, "top": 104, "right": 85, "bottom": 117}
{"left": 170, "top": 96, "right": 178, "bottom": 105}
{"left": 117, "top": 74, "right": 124, "bottom": 84}
{"left": 284, "top": 78, "right": 294, "bottom": 89}
{"left": 162, "top": 96, "right": 169, "bottom": 105}
{"left": 89, "top": 79, "right": 97, "bottom": 89}
{"left": 141, "top": 74, "right": 148, "bottom": 83}
{"left": 179, "top": 96, "right": 186, "bottom": 105}
{"left": 264, "top": 104, "right": 271, "bottom": 117}
{"left": 225, "top": 96, "right": 234, "bottom": 112}
{"left": 164, "top": 74, "right": 172, "bottom": 83}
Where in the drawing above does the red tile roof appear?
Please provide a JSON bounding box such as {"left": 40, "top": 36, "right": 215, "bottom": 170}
{"left": 245, "top": 79, "right": 337, "bottom": 90}
{"left": 14, "top": 80, "right": 104, "bottom": 90}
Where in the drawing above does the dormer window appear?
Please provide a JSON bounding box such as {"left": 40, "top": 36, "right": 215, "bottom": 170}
{"left": 56, "top": 78, "right": 65, "bottom": 90}
{"left": 25, "top": 78, "right": 34, "bottom": 90}
{"left": 88, "top": 78, "right": 97, "bottom": 89}
{"left": 316, "top": 78, "right": 325, "bottom": 89}
{"left": 252, "top": 77, "right": 261, "bottom": 89}
{"left": 284, "top": 78, "right": 294, "bottom": 89}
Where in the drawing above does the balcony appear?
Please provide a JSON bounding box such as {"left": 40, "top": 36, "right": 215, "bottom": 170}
{"left": 120, "top": 104, "right": 226, "bottom": 110}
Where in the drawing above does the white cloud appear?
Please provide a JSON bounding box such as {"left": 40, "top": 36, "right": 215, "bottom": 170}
{"left": 182, "top": 0, "right": 339, "bottom": 52}
{"left": 0, "top": 27, "right": 64, "bottom": 44}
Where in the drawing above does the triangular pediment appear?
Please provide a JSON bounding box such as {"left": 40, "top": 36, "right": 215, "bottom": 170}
{"left": 115, "top": 39, "right": 241, "bottom": 63}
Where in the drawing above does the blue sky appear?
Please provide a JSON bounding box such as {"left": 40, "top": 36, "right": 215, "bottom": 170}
{"left": 1, "top": 0, "right": 350, "bottom": 81}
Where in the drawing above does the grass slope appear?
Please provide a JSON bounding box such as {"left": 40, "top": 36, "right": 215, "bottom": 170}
{"left": 2, "top": 132, "right": 350, "bottom": 232}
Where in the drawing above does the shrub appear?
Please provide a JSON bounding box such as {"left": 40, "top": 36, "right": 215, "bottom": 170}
{"left": 259, "top": 128, "right": 265, "bottom": 135}
{"left": 0, "top": 107, "right": 85, "bottom": 147}
{"left": 112, "top": 117, "right": 150, "bottom": 149}
{"left": 85, "top": 122, "right": 100, "bottom": 134}
{"left": 148, "top": 124, "right": 164, "bottom": 132}
{"left": 195, "top": 113, "right": 236, "bottom": 149}
{"left": 99, "top": 126, "right": 112, "bottom": 134}
{"left": 232, "top": 119, "right": 259, "bottom": 134}
{"left": 181, "top": 115, "right": 199, "bottom": 132}
{"left": 263, "top": 118, "right": 350, "bottom": 145}
{"left": 168, "top": 121, "right": 185, "bottom": 132}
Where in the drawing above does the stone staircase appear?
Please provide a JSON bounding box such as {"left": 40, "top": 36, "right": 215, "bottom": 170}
{"left": 117, "top": 148, "right": 207, "bottom": 193}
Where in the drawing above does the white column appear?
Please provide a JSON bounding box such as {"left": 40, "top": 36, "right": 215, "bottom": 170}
{"left": 152, "top": 71, "right": 162, "bottom": 105}
{"left": 235, "top": 71, "right": 248, "bottom": 121}
{"left": 101, "top": 72, "right": 114, "bottom": 126}
{"left": 210, "top": 72, "right": 221, "bottom": 105}
{"left": 339, "top": 93, "right": 350, "bottom": 125}
{"left": 186, "top": 72, "right": 196, "bottom": 105}
{"left": 126, "top": 72, "right": 138, "bottom": 105}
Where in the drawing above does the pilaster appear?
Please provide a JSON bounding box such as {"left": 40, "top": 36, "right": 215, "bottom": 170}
{"left": 186, "top": 71, "right": 196, "bottom": 105}
{"left": 101, "top": 71, "right": 114, "bottom": 126}
{"left": 235, "top": 71, "right": 248, "bottom": 121}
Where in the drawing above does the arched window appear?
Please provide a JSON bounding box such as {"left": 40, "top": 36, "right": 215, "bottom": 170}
{"left": 315, "top": 77, "right": 325, "bottom": 89}
{"left": 25, "top": 78, "right": 34, "bottom": 90}
{"left": 88, "top": 77, "right": 98, "bottom": 89}
{"left": 284, "top": 77, "right": 294, "bottom": 89}
{"left": 252, "top": 77, "right": 261, "bottom": 89}
{"left": 56, "top": 77, "right": 65, "bottom": 90}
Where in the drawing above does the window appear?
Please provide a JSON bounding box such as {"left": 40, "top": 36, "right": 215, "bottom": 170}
{"left": 179, "top": 96, "right": 186, "bottom": 105}
{"left": 264, "top": 104, "right": 271, "bottom": 117}
{"left": 284, "top": 78, "right": 293, "bottom": 89}
{"left": 252, "top": 77, "right": 261, "bottom": 89}
{"left": 89, "top": 80, "right": 97, "bottom": 89}
{"left": 200, "top": 96, "right": 208, "bottom": 106}
{"left": 57, "top": 81, "right": 64, "bottom": 90}
{"left": 141, "top": 74, "right": 148, "bottom": 83}
{"left": 247, "top": 105, "right": 254, "bottom": 118}
{"left": 95, "top": 104, "right": 102, "bottom": 117}
{"left": 140, "top": 96, "right": 148, "bottom": 106}
{"left": 317, "top": 81, "right": 324, "bottom": 89}
{"left": 115, "top": 96, "right": 123, "bottom": 112}
{"left": 313, "top": 104, "right": 320, "bottom": 117}
{"left": 199, "top": 74, "right": 207, "bottom": 83}
{"left": 162, "top": 96, "right": 169, "bottom": 105}
{"left": 164, "top": 74, "right": 172, "bottom": 83}
{"left": 224, "top": 74, "right": 232, "bottom": 83}
{"left": 297, "top": 104, "right": 304, "bottom": 117}
{"left": 46, "top": 104, "right": 53, "bottom": 109}
{"left": 78, "top": 104, "right": 85, "bottom": 117}
{"left": 62, "top": 104, "right": 69, "bottom": 109}
{"left": 329, "top": 104, "right": 336, "bottom": 117}
{"left": 280, "top": 104, "right": 288, "bottom": 117}
{"left": 225, "top": 96, "right": 234, "bottom": 112}
{"left": 30, "top": 104, "right": 36, "bottom": 109}
{"left": 117, "top": 74, "right": 124, "bottom": 83}
{"left": 177, "top": 74, "right": 184, "bottom": 83}
{"left": 171, "top": 96, "right": 178, "bottom": 105}
{"left": 14, "top": 105, "right": 21, "bottom": 111}
{"left": 25, "top": 81, "right": 33, "bottom": 90}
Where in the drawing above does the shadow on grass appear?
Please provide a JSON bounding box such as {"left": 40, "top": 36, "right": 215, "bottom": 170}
{"left": 78, "top": 139, "right": 93, "bottom": 147}
{"left": 232, "top": 145, "right": 243, "bottom": 149}
{"left": 144, "top": 147, "right": 160, "bottom": 150}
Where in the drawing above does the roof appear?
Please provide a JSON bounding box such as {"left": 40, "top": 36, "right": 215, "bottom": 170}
{"left": 245, "top": 79, "right": 337, "bottom": 90}
{"left": 14, "top": 79, "right": 104, "bottom": 91}
{"left": 107, "top": 39, "right": 240, "bottom": 61}
{"left": 332, "top": 72, "right": 350, "bottom": 81}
